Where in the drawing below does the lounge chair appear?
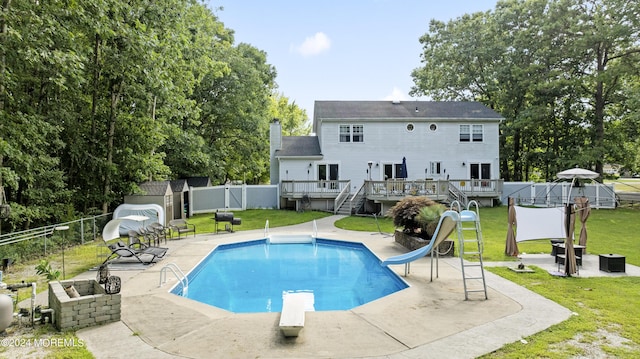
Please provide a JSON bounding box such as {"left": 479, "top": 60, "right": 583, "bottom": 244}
{"left": 102, "top": 240, "right": 168, "bottom": 265}
{"left": 102, "top": 216, "right": 168, "bottom": 265}
{"left": 382, "top": 210, "right": 459, "bottom": 278}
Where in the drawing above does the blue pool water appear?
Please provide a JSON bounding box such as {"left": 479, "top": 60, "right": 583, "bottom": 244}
{"left": 172, "top": 238, "right": 408, "bottom": 313}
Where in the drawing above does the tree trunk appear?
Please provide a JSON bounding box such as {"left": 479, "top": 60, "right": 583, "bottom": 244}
{"left": 102, "top": 80, "right": 123, "bottom": 214}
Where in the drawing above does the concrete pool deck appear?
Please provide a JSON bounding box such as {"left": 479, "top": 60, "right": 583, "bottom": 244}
{"left": 74, "top": 215, "right": 579, "bottom": 358}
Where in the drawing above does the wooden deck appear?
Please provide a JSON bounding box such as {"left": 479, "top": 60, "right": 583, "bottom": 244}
{"left": 280, "top": 179, "right": 503, "bottom": 212}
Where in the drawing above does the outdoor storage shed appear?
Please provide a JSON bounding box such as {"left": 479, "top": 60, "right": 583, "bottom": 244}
{"left": 124, "top": 181, "right": 173, "bottom": 225}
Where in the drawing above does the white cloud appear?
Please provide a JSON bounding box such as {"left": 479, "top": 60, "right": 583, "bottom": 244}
{"left": 382, "top": 87, "right": 408, "bottom": 102}
{"left": 291, "top": 32, "right": 331, "bottom": 57}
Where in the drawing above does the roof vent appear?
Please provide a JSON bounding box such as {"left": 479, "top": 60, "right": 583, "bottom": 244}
{"left": 392, "top": 99, "right": 401, "bottom": 104}
{"left": 415, "top": 106, "right": 419, "bottom": 112}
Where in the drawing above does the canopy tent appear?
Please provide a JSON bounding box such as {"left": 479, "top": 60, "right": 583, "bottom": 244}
{"left": 556, "top": 167, "right": 599, "bottom": 205}
{"left": 556, "top": 167, "right": 600, "bottom": 180}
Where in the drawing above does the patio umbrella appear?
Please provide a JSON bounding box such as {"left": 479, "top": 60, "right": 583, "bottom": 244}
{"left": 398, "top": 157, "right": 408, "bottom": 178}
{"left": 564, "top": 203, "right": 577, "bottom": 276}
{"left": 505, "top": 197, "right": 519, "bottom": 256}
{"left": 575, "top": 196, "right": 591, "bottom": 248}
{"left": 557, "top": 167, "right": 599, "bottom": 204}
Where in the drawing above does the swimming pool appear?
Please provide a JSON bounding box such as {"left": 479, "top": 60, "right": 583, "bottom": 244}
{"left": 172, "top": 238, "right": 408, "bottom": 313}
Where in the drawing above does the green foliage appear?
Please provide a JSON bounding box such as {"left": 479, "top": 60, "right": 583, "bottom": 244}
{"left": 35, "top": 260, "right": 61, "bottom": 281}
{"left": 269, "top": 92, "right": 311, "bottom": 136}
{"left": 416, "top": 203, "right": 446, "bottom": 237}
{"left": 0, "top": 0, "right": 278, "bottom": 229}
{"left": 386, "top": 196, "right": 440, "bottom": 233}
{"left": 411, "top": 0, "right": 640, "bottom": 181}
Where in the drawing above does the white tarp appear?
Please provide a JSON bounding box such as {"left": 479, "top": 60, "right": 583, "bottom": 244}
{"left": 113, "top": 203, "right": 164, "bottom": 235}
{"left": 515, "top": 205, "right": 566, "bottom": 242}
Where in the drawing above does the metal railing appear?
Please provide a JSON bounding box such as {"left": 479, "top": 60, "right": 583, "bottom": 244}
{"left": 0, "top": 213, "right": 112, "bottom": 259}
{"left": 159, "top": 262, "right": 188, "bottom": 296}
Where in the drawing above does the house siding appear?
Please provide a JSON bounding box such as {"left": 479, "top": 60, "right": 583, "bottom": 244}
{"left": 318, "top": 119, "right": 499, "bottom": 186}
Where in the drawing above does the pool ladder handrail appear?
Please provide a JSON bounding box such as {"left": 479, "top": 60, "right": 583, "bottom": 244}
{"left": 312, "top": 219, "right": 317, "bottom": 238}
{"left": 159, "top": 262, "right": 189, "bottom": 296}
{"left": 264, "top": 219, "right": 270, "bottom": 238}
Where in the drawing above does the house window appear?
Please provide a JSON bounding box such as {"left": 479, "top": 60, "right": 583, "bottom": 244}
{"left": 430, "top": 161, "right": 441, "bottom": 175}
{"left": 352, "top": 125, "right": 364, "bottom": 142}
{"left": 472, "top": 125, "right": 483, "bottom": 142}
{"left": 460, "top": 124, "right": 483, "bottom": 142}
{"left": 339, "top": 124, "right": 364, "bottom": 143}
{"left": 339, "top": 125, "right": 351, "bottom": 142}
{"left": 459, "top": 125, "right": 470, "bottom": 142}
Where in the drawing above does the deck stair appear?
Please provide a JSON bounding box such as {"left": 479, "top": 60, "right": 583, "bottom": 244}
{"left": 448, "top": 184, "right": 468, "bottom": 207}
{"left": 451, "top": 200, "right": 488, "bottom": 300}
{"left": 336, "top": 183, "right": 365, "bottom": 215}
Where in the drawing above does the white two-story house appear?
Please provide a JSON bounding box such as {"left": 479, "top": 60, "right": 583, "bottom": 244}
{"left": 270, "top": 100, "right": 504, "bottom": 214}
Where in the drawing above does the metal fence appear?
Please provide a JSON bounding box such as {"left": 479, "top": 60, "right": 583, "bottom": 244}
{"left": 0, "top": 213, "right": 112, "bottom": 261}
{"left": 501, "top": 182, "right": 616, "bottom": 208}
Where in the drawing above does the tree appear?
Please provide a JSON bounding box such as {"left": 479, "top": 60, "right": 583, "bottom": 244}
{"left": 411, "top": 0, "right": 640, "bottom": 181}
{"left": 192, "top": 42, "right": 276, "bottom": 184}
{"left": 268, "top": 92, "right": 311, "bottom": 136}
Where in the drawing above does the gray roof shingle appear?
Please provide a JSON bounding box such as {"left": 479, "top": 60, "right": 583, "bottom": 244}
{"left": 275, "top": 136, "right": 322, "bottom": 157}
{"left": 314, "top": 101, "right": 502, "bottom": 121}
{"left": 137, "top": 181, "right": 171, "bottom": 196}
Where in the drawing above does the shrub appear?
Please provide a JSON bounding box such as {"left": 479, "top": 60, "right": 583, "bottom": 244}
{"left": 35, "top": 260, "right": 61, "bottom": 281}
{"left": 387, "top": 196, "right": 442, "bottom": 237}
{"left": 416, "top": 203, "right": 446, "bottom": 237}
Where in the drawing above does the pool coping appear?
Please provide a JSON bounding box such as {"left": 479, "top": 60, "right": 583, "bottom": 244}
{"left": 76, "top": 215, "right": 573, "bottom": 358}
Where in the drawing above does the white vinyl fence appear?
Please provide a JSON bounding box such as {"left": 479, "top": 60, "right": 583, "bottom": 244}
{"left": 189, "top": 184, "right": 279, "bottom": 215}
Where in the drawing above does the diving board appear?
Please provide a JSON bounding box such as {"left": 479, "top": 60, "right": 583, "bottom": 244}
{"left": 279, "top": 292, "right": 314, "bottom": 337}
{"left": 382, "top": 210, "right": 460, "bottom": 277}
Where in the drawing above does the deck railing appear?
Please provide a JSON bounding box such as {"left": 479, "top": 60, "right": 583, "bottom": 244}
{"left": 366, "top": 179, "right": 451, "bottom": 197}
{"left": 281, "top": 179, "right": 503, "bottom": 203}
{"left": 281, "top": 180, "right": 351, "bottom": 196}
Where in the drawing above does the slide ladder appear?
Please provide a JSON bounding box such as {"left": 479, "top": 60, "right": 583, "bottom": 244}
{"left": 452, "top": 200, "right": 488, "bottom": 300}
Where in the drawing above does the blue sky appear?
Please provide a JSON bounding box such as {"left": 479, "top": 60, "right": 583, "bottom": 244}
{"left": 209, "top": 0, "right": 498, "bottom": 119}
